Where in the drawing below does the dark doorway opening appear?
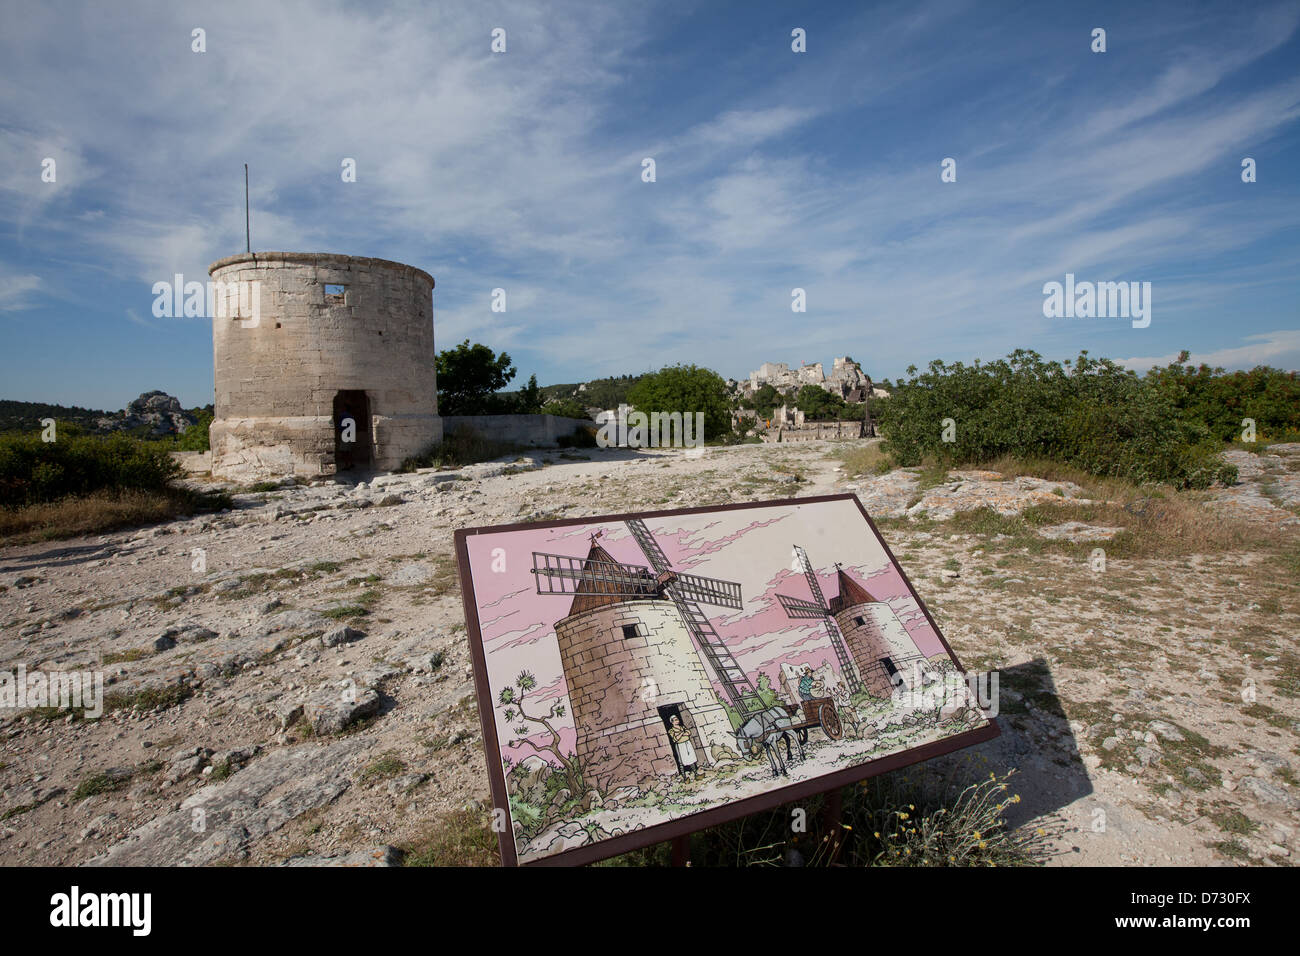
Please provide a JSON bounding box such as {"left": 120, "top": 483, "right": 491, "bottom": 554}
{"left": 879, "top": 656, "right": 901, "bottom": 689}
{"left": 333, "top": 390, "right": 373, "bottom": 471}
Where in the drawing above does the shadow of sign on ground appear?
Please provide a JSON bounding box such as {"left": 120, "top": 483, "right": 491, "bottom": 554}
{"left": 961, "top": 658, "right": 1093, "bottom": 837}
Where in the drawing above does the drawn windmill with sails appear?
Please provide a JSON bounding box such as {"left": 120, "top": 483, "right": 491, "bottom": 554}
{"left": 776, "top": 545, "right": 865, "bottom": 695}
{"left": 777, "top": 544, "right": 926, "bottom": 698}
{"left": 529, "top": 519, "right": 801, "bottom": 788}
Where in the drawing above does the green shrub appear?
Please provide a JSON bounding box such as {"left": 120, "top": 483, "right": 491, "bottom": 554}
{"left": 0, "top": 431, "right": 182, "bottom": 507}
{"left": 176, "top": 411, "right": 212, "bottom": 451}
{"left": 1144, "top": 353, "right": 1300, "bottom": 442}
{"left": 540, "top": 398, "right": 590, "bottom": 420}
{"left": 875, "top": 350, "right": 1237, "bottom": 489}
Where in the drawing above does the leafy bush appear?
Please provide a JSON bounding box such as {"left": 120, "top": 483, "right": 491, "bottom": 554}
{"left": 626, "top": 364, "right": 732, "bottom": 440}
{"left": 175, "top": 410, "right": 212, "bottom": 451}
{"left": 540, "top": 398, "right": 590, "bottom": 420}
{"left": 0, "top": 431, "right": 182, "bottom": 507}
{"left": 875, "top": 350, "right": 1236, "bottom": 489}
{"left": 1143, "top": 352, "right": 1300, "bottom": 443}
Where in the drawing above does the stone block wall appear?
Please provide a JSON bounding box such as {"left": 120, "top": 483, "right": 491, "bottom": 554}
{"left": 554, "top": 599, "right": 737, "bottom": 790}
{"left": 836, "top": 602, "right": 924, "bottom": 697}
{"left": 763, "top": 421, "right": 865, "bottom": 443}
{"left": 440, "top": 414, "right": 593, "bottom": 448}
{"left": 207, "top": 252, "right": 441, "bottom": 480}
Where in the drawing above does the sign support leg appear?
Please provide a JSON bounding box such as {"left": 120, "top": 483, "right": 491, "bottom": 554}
{"left": 671, "top": 835, "right": 690, "bottom": 866}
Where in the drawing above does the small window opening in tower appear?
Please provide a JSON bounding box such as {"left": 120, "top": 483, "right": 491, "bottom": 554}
{"left": 621, "top": 624, "right": 639, "bottom": 640}
{"left": 324, "top": 284, "right": 346, "bottom": 298}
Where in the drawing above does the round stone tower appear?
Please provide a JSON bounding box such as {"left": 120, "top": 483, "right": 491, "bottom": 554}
{"left": 552, "top": 543, "right": 737, "bottom": 791}
{"left": 207, "top": 252, "right": 441, "bottom": 480}
{"left": 829, "top": 568, "right": 924, "bottom": 698}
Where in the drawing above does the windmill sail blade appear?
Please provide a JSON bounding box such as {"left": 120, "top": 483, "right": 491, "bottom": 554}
{"left": 791, "top": 545, "right": 863, "bottom": 694}
{"left": 794, "top": 544, "right": 831, "bottom": 611}
{"left": 663, "top": 586, "right": 762, "bottom": 715}
{"left": 777, "top": 593, "right": 827, "bottom": 619}
{"left": 625, "top": 517, "right": 673, "bottom": 574}
{"left": 530, "top": 551, "right": 657, "bottom": 597}
{"left": 625, "top": 517, "right": 760, "bottom": 714}
{"left": 672, "top": 572, "right": 743, "bottom": 610}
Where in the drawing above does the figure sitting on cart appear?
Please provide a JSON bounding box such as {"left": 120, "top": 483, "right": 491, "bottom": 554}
{"left": 668, "top": 714, "right": 701, "bottom": 779}
{"left": 797, "top": 665, "right": 826, "bottom": 702}
{"left": 789, "top": 666, "right": 838, "bottom": 746}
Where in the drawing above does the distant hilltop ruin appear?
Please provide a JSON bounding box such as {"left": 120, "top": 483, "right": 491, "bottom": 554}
{"left": 733, "top": 357, "right": 888, "bottom": 404}
{"left": 726, "top": 357, "right": 891, "bottom": 443}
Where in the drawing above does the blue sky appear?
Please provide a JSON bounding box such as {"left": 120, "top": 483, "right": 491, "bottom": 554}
{"left": 1, "top": 0, "right": 1297, "bottom": 410}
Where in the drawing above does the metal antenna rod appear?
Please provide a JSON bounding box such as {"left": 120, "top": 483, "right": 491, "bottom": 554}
{"left": 244, "top": 164, "right": 250, "bottom": 253}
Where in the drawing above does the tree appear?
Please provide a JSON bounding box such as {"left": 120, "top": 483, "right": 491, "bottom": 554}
{"left": 795, "top": 384, "right": 846, "bottom": 420}
{"left": 625, "top": 364, "right": 732, "bottom": 440}
{"left": 512, "top": 374, "right": 543, "bottom": 414}
{"left": 756, "top": 672, "right": 780, "bottom": 709}
{"left": 541, "top": 398, "right": 590, "bottom": 419}
{"left": 751, "top": 384, "right": 782, "bottom": 419}
{"left": 498, "top": 670, "right": 585, "bottom": 796}
{"left": 435, "top": 340, "right": 516, "bottom": 414}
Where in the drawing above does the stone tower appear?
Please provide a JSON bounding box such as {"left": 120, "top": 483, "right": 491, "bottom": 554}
{"left": 207, "top": 252, "right": 441, "bottom": 480}
{"left": 829, "top": 568, "right": 924, "bottom": 698}
{"left": 553, "top": 542, "right": 737, "bottom": 791}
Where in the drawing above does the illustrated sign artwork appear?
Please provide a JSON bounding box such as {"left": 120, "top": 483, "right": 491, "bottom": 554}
{"left": 455, "top": 494, "right": 998, "bottom": 866}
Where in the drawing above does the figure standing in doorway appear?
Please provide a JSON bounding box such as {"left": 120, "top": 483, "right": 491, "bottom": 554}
{"left": 668, "top": 714, "right": 700, "bottom": 778}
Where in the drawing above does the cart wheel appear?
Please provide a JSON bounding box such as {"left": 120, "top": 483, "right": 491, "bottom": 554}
{"left": 819, "top": 703, "right": 842, "bottom": 740}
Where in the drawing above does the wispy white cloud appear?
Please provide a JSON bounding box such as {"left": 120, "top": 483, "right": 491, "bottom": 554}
{"left": 0, "top": 268, "right": 42, "bottom": 311}
{"left": 0, "top": 0, "right": 1296, "bottom": 403}
{"left": 1117, "top": 330, "right": 1300, "bottom": 373}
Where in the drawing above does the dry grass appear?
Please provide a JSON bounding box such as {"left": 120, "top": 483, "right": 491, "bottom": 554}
{"left": 834, "top": 442, "right": 893, "bottom": 477}
{"left": 958, "top": 455, "right": 1283, "bottom": 559}
{"left": 399, "top": 428, "right": 525, "bottom": 471}
{"left": 0, "top": 489, "right": 208, "bottom": 545}
{"left": 401, "top": 808, "right": 499, "bottom": 866}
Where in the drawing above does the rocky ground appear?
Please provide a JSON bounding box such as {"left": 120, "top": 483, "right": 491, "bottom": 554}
{"left": 1, "top": 439, "right": 1297, "bottom": 866}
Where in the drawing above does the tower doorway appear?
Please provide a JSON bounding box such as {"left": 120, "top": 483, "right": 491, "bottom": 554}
{"left": 333, "top": 390, "right": 373, "bottom": 471}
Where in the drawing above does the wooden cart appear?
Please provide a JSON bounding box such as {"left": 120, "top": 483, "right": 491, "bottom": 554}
{"left": 782, "top": 697, "right": 842, "bottom": 741}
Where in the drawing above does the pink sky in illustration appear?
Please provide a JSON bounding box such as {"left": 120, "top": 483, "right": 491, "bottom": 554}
{"left": 462, "top": 498, "right": 950, "bottom": 768}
